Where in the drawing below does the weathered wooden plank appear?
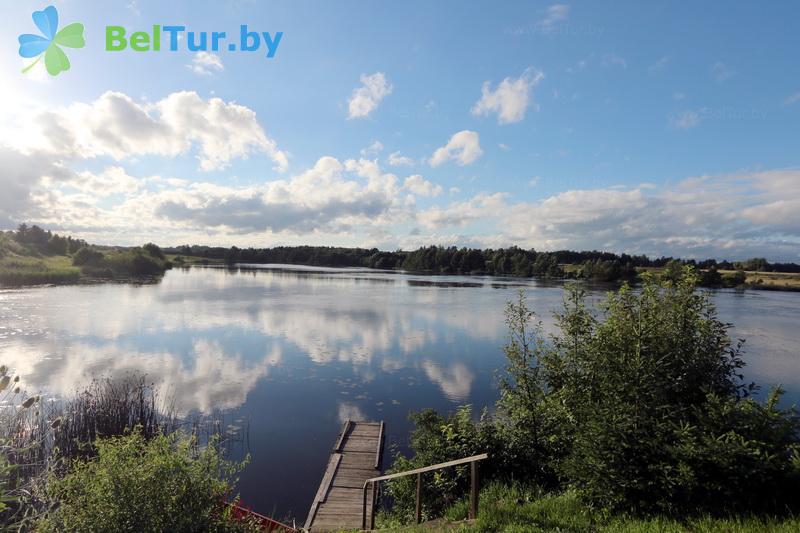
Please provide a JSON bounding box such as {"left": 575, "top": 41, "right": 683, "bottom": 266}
{"left": 334, "top": 420, "right": 351, "bottom": 452}
{"left": 307, "top": 420, "right": 385, "bottom": 532}
{"left": 303, "top": 452, "right": 342, "bottom": 531}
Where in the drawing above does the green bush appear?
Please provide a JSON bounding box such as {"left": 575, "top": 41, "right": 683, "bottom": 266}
{"left": 384, "top": 406, "right": 502, "bottom": 522}
{"left": 71, "top": 247, "right": 105, "bottom": 267}
{"left": 394, "top": 268, "right": 800, "bottom": 521}
{"left": 543, "top": 269, "right": 800, "bottom": 513}
{"left": 37, "top": 429, "right": 257, "bottom": 533}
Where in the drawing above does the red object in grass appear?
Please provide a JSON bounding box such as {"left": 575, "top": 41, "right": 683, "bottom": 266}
{"left": 229, "top": 502, "right": 297, "bottom": 532}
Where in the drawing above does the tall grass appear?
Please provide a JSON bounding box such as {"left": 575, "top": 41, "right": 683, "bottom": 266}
{"left": 0, "top": 257, "right": 81, "bottom": 286}
{"left": 374, "top": 483, "right": 800, "bottom": 532}
{"left": 0, "top": 370, "right": 246, "bottom": 529}
{"left": 50, "top": 375, "right": 178, "bottom": 463}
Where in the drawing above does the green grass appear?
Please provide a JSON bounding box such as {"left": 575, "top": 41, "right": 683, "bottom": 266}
{"left": 0, "top": 253, "right": 81, "bottom": 286}
{"left": 0, "top": 234, "right": 171, "bottom": 287}
{"left": 363, "top": 483, "right": 800, "bottom": 533}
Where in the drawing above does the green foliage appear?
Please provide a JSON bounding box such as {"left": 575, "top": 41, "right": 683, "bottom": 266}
{"left": 495, "top": 291, "right": 562, "bottom": 486}
{"left": 377, "top": 482, "right": 800, "bottom": 532}
{"left": 71, "top": 246, "right": 105, "bottom": 267}
{"left": 37, "top": 429, "right": 256, "bottom": 533}
{"left": 0, "top": 366, "right": 47, "bottom": 530}
{"left": 544, "top": 269, "right": 800, "bottom": 513}
{"left": 393, "top": 268, "right": 800, "bottom": 523}
{"left": 384, "top": 407, "right": 502, "bottom": 522}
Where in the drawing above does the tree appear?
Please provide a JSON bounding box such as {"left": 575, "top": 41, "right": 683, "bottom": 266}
{"left": 542, "top": 268, "right": 800, "bottom": 513}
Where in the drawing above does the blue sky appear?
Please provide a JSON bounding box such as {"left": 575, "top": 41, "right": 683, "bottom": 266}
{"left": 1, "top": 1, "right": 799, "bottom": 260}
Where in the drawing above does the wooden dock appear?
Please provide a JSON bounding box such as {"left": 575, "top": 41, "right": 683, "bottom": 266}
{"left": 304, "top": 420, "right": 385, "bottom": 532}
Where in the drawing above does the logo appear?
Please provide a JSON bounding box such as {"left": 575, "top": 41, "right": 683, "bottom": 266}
{"left": 18, "top": 5, "right": 85, "bottom": 77}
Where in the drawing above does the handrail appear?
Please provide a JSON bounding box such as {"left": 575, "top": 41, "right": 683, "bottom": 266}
{"left": 363, "top": 453, "right": 488, "bottom": 485}
{"left": 361, "top": 453, "right": 489, "bottom": 530}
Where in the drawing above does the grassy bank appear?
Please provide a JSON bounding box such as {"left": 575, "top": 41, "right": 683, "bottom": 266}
{"left": 721, "top": 269, "right": 800, "bottom": 291}
{"left": 0, "top": 229, "right": 171, "bottom": 287}
{"left": 0, "top": 254, "right": 81, "bottom": 285}
{"left": 368, "top": 483, "right": 800, "bottom": 532}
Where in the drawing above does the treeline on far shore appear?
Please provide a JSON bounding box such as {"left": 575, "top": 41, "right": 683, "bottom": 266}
{"left": 166, "top": 243, "right": 800, "bottom": 287}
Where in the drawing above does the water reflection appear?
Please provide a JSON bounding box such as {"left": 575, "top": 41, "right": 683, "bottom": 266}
{"left": 0, "top": 265, "right": 798, "bottom": 517}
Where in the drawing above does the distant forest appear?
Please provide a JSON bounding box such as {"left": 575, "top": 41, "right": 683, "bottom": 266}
{"left": 165, "top": 243, "right": 800, "bottom": 284}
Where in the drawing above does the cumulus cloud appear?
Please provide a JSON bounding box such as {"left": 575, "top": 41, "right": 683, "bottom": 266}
{"left": 61, "top": 166, "right": 142, "bottom": 197}
{"left": 497, "top": 170, "right": 800, "bottom": 260}
{"left": 429, "top": 130, "right": 483, "bottom": 167}
{"left": 670, "top": 109, "right": 703, "bottom": 129}
{"left": 360, "top": 140, "right": 384, "bottom": 158}
{"left": 536, "top": 4, "right": 570, "bottom": 32}
{"left": 147, "top": 156, "right": 404, "bottom": 234}
{"left": 387, "top": 151, "right": 414, "bottom": 167}
{"left": 417, "top": 193, "right": 507, "bottom": 229}
{"left": 784, "top": 92, "right": 800, "bottom": 106}
{"left": 347, "top": 72, "right": 392, "bottom": 119}
{"left": 187, "top": 52, "right": 224, "bottom": 76}
{"left": 0, "top": 147, "right": 74, "bottom": 227}
{"left": 403, "top": 175, "right": 443, "bottom": 197}
{"left": 471, "top": 68, "right": 545, "bottom": 124}
{"left": 26, "top": 91, "right": 288, "bottom": 172}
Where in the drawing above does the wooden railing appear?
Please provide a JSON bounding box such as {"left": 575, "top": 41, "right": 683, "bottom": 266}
{"left": 361, "top": 453, "right": 489, "bottom": 530}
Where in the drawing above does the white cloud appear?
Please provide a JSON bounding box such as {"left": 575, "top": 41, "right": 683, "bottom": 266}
{"left": 141, "top": 156, "right": 405, "bottom": 234}
{"left": 360, "top": 140, "right": 384, "bottom": 158}
{"left": 536, "top": 4, "right": 570, "bottom": 32}
{"left": 387, "top": 151, "right": 414, "bottom": 167}
{"left": 404, "top": 175, "right": 443, "bottom": 197}
{"left": 187, "top": 52, "right": 224, "bottom": 76}
{"left": 784, "top": 92, "right": 800, "bottom": 105}
{"left": 417, "top": 193, "right": 507, "bottom": 229}
{"left": 601, "top": 53, "right": 627, "bottom": 68}
{"left": 429, "top": 130, "right": 483, "bottom": 167}
{"left": 471, "top": 68, "right": 545, "bottom": 124}
{"left": 711, "top": 61, "right": 735, "bottom": 81}
{"left": 63, "top": 166, "right": 142, "bottom": 197}
{"left": 670, "top": 109, "right": 703, "bottom": 129}
{"left": 451, "top": 170, "right": 800, "bottom": 260}
{"left": 25, "top": 91, "right": 288, "bottom": 172}
{"left": 347, "top": 72, "right": 392, "bottom": 119}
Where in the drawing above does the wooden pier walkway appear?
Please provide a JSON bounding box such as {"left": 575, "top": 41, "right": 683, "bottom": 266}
{"left": 304, "top": 420, "right": 385, "bottom": 532}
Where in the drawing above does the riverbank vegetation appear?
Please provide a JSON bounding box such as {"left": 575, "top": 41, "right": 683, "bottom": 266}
{"left": 0, "top": 225, "right": 172, "bottom": 286}
{"left": 0, "top": 371, "right": 260, "bottom": 532}
{"left": 374, "top": 269, "right": 800, "bottom": 531}
{"left": 170, "top": 243, "right": 800, "bottom": 290}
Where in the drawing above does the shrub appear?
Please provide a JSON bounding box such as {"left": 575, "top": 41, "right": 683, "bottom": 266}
{"left": 142, "top": 243, "right": 165, "bottom": 260}
{"left": 544, "top": 268, "right": 800, "bottom": 513}
{"left": 384, "top": 406, "right": 502, "bottom": 522}
{"left": 71, "top": 247, "right": 105, "bottom": 267}
{"left": 37, "top": 429, "right": 257, "bottom": 533}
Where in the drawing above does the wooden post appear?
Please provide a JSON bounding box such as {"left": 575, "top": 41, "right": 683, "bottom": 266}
{"left": 362, "top": 482, "right": 369, "bottom": 530}
{"left": 469, "top": 460, "right": 479, "bottom": 520}
{"left": 370, "top": 480, "right": 378, "bottom": 530}
{"left": 415, "top": 472, "right": 422, "bottom": 524}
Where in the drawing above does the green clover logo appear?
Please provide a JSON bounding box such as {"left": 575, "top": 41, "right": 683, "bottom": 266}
{"left": 18, "top": 5, "right": 85, "bottom": 76}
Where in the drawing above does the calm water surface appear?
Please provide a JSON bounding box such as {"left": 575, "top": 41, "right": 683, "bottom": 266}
{"left": 1, "top": 265, "right": 798, "bottom": 520}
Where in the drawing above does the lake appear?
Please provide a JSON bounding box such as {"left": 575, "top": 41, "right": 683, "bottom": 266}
{"left": 1, "top": 264, "right": 798, "bottom": 521}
